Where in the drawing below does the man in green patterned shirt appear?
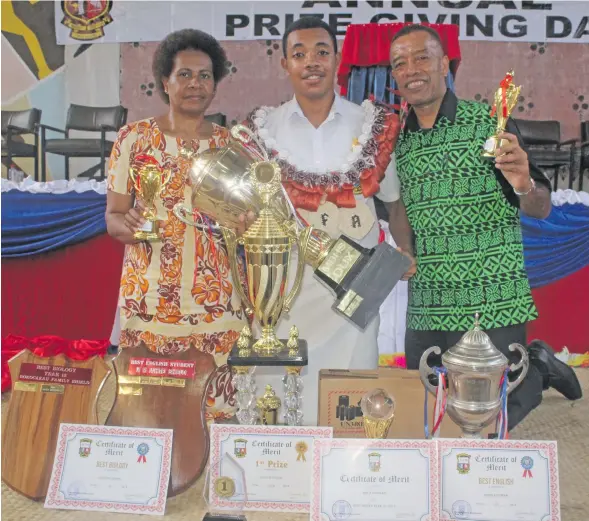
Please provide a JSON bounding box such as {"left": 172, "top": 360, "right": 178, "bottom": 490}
{"left": 387, "top": 24, "right": 581, "bottom": 430}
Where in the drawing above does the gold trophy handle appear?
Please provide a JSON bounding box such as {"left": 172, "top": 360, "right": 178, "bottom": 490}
{"left": 128, "top": 166, "right": 141, "bottom": 194}
{"left": 161, "top": 167, "right": 172, "bottom": 188}
{"left": 282, "top": 226, "right": 312, "bottom": 313}
{"left": 221, "top": 226, "right": 255, "bottom": 317}
{"left": 230, "top": 124, "right": 269, "bottom": 161}
{"left": 173, "top": 203, "right": 199, "bottom": 227}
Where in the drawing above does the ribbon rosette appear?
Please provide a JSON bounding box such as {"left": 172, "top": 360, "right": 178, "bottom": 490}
{"left": 295, "top": 441, "right": 308, "bottom": 462}
{"left": 137, "top": 442, "right": 150, "bottom": 463}
{"left": 521, "top": 455, "right": 534, "bottom": 478}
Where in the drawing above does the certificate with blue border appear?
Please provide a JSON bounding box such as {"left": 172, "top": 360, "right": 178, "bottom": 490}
{"left": 438, "top": 439, "right": 560, "bottom": 521}
{"left": 44, "top": 423, "right": 173, "bottom": 515}
{"left": 310, "top": 439, "right": 439, "bottom": 521}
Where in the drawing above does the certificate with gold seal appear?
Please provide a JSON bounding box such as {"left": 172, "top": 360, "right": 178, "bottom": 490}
{"left": 310, "top": 439, "right": 439, "bottom": 521}
{"left": 439, "top": 439, "right": 560, "bottom": 521}
{"left": 209, "top": 424, "right": 332, "bottom": 513}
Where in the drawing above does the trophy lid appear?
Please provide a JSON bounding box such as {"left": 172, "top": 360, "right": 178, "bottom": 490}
{"left": 442, "top": 313, "right": 508, "bottom": 371}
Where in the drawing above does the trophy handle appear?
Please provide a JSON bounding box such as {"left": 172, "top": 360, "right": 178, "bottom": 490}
{"left": 173, "top": 203, "right": 199, "bottom": 227}
{"left": 230, "top": 124, "right": 269, "bottom": 161}
{"left": 161, "top": 166, "right": 172, "bottom": 188}
{"left": 128, "top": 166, "right": 142, "bottom": 194}
{"left": 419, "top": 346, "right": 442, "bottom": 396}
{"left": 282, "top": 225, "right": 312, "bottom": 313}
{"left": 506, "top": 343, "right": 530, "bottom": 395}
{"left": 221, "top": 226, "right": 254, "bottom": 317}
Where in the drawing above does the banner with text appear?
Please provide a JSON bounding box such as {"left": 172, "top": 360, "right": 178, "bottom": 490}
{"left": 55, "top": 1, "right": 588, "bottom": 45}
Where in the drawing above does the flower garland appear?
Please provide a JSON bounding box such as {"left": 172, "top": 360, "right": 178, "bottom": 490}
{"left": 245, "top": 100, "right": 400, "bottom": 211}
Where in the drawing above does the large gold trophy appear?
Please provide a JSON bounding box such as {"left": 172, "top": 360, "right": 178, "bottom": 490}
{"left": 173, "top": 126, "right": 409, "bottom": 426}
{"left": 482, "top": 69, "right": 522, "bottom": 159}
{"left": 175, "top": 125, "right": 410, "bottom": 329}
{"left": 129, "top": 154, "right": 171, "bottom": 240}
{"left": 174, "top": 128, "right": 310, "bottom": 425}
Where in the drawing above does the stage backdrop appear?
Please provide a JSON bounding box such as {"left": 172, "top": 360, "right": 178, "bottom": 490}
{"left": 120, "top": 38, "right": 588, "bottom": 144}
{"left": 54, "top": 1, "right": 589, "bottom": 45}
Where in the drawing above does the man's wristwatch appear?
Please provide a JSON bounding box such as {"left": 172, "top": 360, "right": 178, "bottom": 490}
{"left": 514, "top": 177, "right": 536, "bottom": 196}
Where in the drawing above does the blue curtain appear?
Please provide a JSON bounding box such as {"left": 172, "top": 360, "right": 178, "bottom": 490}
{"left": 1, "top": 191, "right": 107, "bottom": 258}
{"left": 2, "top": 193, "right": 588, "bottom": 290}
{"left": 347, "top": 66, "right": 455, "bottom": 107}
{"left": 521, "top": 203, "right": 589, "bottom": 288}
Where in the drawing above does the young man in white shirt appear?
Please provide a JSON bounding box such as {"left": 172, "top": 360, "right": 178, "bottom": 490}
{"left": 245, "top": 17, "right": 414, "bottom": 425}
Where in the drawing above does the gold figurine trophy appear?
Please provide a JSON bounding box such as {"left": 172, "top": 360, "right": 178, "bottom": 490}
{"left": 361, "top": 388, "right": 396, "bottom": 439}
{"left": 173, "top": 128, "right": 311, "bottom": 426}
{"left": 129, "top": 154, "right": 171, "bottom": 240}
{"left": 482, "top": 69, "right": 522, "bottom": 159}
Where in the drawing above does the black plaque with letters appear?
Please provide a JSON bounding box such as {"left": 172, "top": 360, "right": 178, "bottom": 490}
{"left": 314, "top": 236, "right": 411, "bottom": 329}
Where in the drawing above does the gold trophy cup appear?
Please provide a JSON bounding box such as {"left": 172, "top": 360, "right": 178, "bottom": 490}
{"left": 173, "top": 128, "right": 311, "bottom": 426}
{"left": 174, "top": 125, "right": 410, "bottom": 332}
{"left": 129, "top": 154, "right": 171, "bottom": 241}
{"left": 482, "top": 69, "right": 522, "bottom": 159}
{"left": 174, "top": 129, "right": 311, "bottom": 355}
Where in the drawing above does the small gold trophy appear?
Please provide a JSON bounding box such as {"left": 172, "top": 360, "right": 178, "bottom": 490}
{"left": 129, "top": 154, "right": 171, "bottom": 241}
{"left": 482, "top": 69, "right": 522, "bottom": 160}
{"left": 257, "top": 385, "right": 281, "bottom": 425}
{"left": 361, "top": 388, "right": 396, "bottom": 439}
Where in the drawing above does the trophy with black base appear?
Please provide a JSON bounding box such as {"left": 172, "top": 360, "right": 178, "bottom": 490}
{"left": 174, "top": 125, "right": 410, "bottom": 426}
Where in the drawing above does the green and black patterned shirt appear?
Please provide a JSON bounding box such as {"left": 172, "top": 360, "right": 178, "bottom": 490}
{"left": 396, "top": 90, "right": 550, "bottom": 332}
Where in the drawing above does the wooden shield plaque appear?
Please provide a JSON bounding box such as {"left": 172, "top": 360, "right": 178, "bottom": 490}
{"left": 105, "top": 345, "right": 217, "bottom": 497}
{"left": 1, "top": 351, "right": 111, "bottom": 500}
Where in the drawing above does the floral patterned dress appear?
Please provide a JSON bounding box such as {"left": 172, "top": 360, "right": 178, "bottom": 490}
{"left": 107, "top": 117, "right": 246, "bottom": 421}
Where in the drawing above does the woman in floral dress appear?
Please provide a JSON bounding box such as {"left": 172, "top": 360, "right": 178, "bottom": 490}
{"left": 105, "top": 29, "right": 250, "bottom": 421}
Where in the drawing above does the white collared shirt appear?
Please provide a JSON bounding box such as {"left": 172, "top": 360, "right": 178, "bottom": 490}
{"left": 262, "top": 94, "right": 400, "bottom": 247}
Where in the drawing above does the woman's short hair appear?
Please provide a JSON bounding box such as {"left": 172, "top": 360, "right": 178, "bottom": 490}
{"left": 152, "top": 29, "right": 228, "bottom": 104}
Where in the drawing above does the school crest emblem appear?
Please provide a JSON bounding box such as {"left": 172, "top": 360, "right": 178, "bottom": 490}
{"left": 234, "top": 438, "right": 247, "bottom": 458}
{"left": 457, "top": 453, "right": 471, "bottom": 474}
{"left": 61, "top": 1, "right": 114, "bottom": 41}
{"left": 368, "top": 452, "right": 381, "bottom": 472}
{"left": 79, "top": 438, "right": 92, "bottom": 457}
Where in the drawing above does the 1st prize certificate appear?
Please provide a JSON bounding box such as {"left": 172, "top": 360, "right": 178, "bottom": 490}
{"left": 44, "top": 424, "right": 173, "bottom": 515}
{"left": 311, "top": 439, "right": 439, "bottom": 521}
{"left": 209, "top": 424, "right": 332, "bottom": 513}
{"left": 439, "top": 439, "right": 560, "bottom": 521}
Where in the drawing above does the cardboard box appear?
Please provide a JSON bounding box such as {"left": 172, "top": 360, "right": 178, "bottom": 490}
{"left": 318, "top": 368, "right": 492, "bottom": 439}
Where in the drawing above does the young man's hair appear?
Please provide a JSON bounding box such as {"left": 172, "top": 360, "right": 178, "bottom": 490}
{"left": 390, "top": 24, "right": 444, "bottom": 52}
{"left": 282, "top": 17, "right": 338, "bottom": 57}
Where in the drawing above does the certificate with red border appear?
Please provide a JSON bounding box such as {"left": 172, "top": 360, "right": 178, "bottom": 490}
{"left": 310, "top": 438, "right": 439, "bottom": 521}
{"left": 44, "top": 424, "right": 173, "bottom": 515}
{"left": 209, "top": 424, "right": 332, "bottom": 513}
{"left": 438, "top": 439, "right": 560, "bottom": 521}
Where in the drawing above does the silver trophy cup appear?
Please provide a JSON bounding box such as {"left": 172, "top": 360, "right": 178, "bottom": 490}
{"left": 419, "top": 315, "right": 529, "bottom": 438}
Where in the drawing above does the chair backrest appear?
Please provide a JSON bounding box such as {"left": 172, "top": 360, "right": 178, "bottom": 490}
{"left": 581, "top": 121, "right": 589, "bottom": 143}
{"left": 1, "top": 109, "right": 41, "bottom": 135}
{"left": 513, "top": 119, "right": 561, "bottom": 146}
{"left": 66, "top": 104, "right": 127, "bottom": 132}
{"left": 205, "top": 112, "right": 226, "bottom": 127}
